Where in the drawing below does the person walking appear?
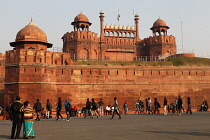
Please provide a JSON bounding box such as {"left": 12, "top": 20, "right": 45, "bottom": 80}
{"left": 139, "top": 100, "right": 144, "bottom": 113}
{"left": 56, "top": 97, "right": 64, "bottom": 121}
{"left": 154, "top": 98, "right": 160, "bottom": 114}
{"left": 33, "top": 99, "right": 42, "bottom": 121}
{"left": 145, "top": 99, "right": 148, "bottom": 114}
{"left": 98, "top": 98, "right": 104, "bottom": 116}
{"left": 186, "top": 97, "right": 192, "bottom": 115}
{"left": 134, "top": 100, "right": 140, "bottom": 114}
{"left": 6, "top": 102, "right": 13, "bottom": 121}
{"left": 10, "top": 96, "right": 23, "bottom": 139}
{"left": 163, "top": 97, "right": 168, "bottom": 115}
{"left": 84, "top": 98, "right": 92, "bottom": 119}
{"left": 46, "top": 100, "right": 52, "bottom": 119}
{"left": 147, "top": 98, "right": 152, "bottom": 114}
{"left": 21, "top": 101, "right": 35, "bottom": 139}
{"left": 173, "top": 97, "right": 178, "bottom": 114}
{"left": 110, "top": 97, "right": 121, "bottom": 119}
{"left": 91, "top": 98, "right": 99, "bottom": 119}
{"left": 177, "top": 95, "right": 183, "bottom": 115}
{"left": 64, "top": 99, "right": 72, "bottom": 121}
{"left": 123, "top": 101, "right": 128, "bottom": 115}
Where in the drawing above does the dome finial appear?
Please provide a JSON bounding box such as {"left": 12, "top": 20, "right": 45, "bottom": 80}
{"left": 100, "top": 10, "right": 104, "bottom": 14}
{"left": 27, "top": 17, "right": 37, "bottom": 27}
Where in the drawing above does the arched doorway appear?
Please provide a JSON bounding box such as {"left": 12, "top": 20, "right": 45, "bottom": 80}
{"left": 92, "top": 49, "right": 97, "bottom": 60}
{"left": 80, "top": 48, "right": 89, "bottom": 60}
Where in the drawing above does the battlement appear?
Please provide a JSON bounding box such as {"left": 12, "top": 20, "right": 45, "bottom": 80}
{"left": 143, "top": 35, "right": 176, "bottom": 45}
{"left": 55, "top": 66, "right": 210, "bottom": 78}
{"left": 63, "top": 31, "right": 99, "bottom": 42}
{"left": 6, "top": 49, "right": 74, "bottom": 66}
{"left": 105, "top": 37, "right": 136, "bottom": 46}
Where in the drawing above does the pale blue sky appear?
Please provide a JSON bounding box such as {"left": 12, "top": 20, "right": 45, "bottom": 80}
{"left": 0, "top": 0, "right": 210, "bottom": 57}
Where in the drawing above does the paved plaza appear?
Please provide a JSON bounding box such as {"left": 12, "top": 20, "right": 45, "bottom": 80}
{"left": 0, "top": 112, "right": 210, "bottom": 140}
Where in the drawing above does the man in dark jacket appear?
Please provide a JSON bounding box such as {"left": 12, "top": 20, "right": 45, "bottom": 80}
{"left": 10, "top": 96, "right": 23, "bottom": 139}
{"left": 56, "top": 97, "right": 63, "bottom": 121}
{"left": 177, "top": 95, "right": 183, "bottom": 115}
{"left": 33, "top": 99, "right": 42, "bottom": 121}
{"left": 84, "top": 98, "right": 92, "bottom": 119}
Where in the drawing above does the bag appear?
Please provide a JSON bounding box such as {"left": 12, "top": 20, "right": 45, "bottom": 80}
{"left": 67, "top": 102, "right": 72, "bottom": 109}
{"left": 93, "top": 103, "right": 98, "bottom": 110}
{"left": 158, "top": 102, "right": 161, "bottom": 108}
{"left": 13, "top": 103, "right": 22, "bottom": 113}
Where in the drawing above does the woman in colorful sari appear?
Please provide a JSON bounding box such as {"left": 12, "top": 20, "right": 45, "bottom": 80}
{"left": 21, "top": 101, "right": 35, "bottom": 139}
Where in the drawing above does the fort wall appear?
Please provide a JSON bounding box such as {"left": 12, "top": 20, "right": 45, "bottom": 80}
{"left": 54, "top": 66, "right": 210, "bottom": 110}
{"left": 4, "top": 61, "right": 210, "bottom": 110}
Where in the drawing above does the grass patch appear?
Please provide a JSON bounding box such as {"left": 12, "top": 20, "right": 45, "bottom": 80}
{"left": 166, "top": 57, "right": 210, "bottom": 66}
{"left": 74, "top": 60, "right": 172, "bottom": 66}
{"left": 74, "top": 57, "right": 210, "bottom": 67}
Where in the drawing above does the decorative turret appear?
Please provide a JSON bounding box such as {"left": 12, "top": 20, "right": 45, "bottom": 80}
{"left": 150, "top": 18, "right": 169, "bottom": 36}
{"left": 71, "top": 12, "right": 92, "bottom": 31}
{"left": 10, "top": 19, "right": 52, "bottom": 50}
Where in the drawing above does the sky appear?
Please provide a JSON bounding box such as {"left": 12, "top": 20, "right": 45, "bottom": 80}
{"left": 0, "top": 0, "right": 210, "bottom": 58}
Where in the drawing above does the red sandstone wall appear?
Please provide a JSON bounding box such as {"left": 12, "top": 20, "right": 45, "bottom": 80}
{"left": 4, "top": 60, "right": 210, "bottom": 111}
{"left": 54, "top": 66, "right": 210, "bottom": 111}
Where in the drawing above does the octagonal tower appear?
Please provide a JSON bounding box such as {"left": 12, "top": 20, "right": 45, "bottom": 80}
{"left": 62, "top": 12, "right": 99, "bottom": 60}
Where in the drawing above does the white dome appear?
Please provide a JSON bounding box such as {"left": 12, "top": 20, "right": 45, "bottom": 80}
{"left": 135, "top": 13, "right": 139, "bottom": 17}
{"left": 105, "top": 24, "right": 109, "bottom": 29}
{"left": 114, "top": 25, "right": 118, "bottom": 29}
{"left": 118, "top": 25, "right": 122, "bottom": 29}
{"left": 109, "top": 25, "right": 114, "bottom": 29}
{"left": 131, "top": 26, "right": 135, "bottom": 30}
{"left": 127, "top": 26, "right": 131, "bottom": 30}
{"left": 123, "top": 25, "right": 127, "bottom": 30}
{"left": 100, "top": 10, "right": 104, "bottom": 14}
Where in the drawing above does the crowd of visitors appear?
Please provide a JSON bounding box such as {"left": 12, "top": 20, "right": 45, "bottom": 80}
{"left": 3, "top": 94, "right": 209, "bottom": 139}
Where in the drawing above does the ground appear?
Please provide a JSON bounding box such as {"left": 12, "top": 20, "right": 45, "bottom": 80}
{"left": 0, "top": 112, "right": 210, "bottom": 140}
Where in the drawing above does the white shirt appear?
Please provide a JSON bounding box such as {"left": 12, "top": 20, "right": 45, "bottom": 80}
{"left": 106, "top": 106, "right": 111, "bottom": 111}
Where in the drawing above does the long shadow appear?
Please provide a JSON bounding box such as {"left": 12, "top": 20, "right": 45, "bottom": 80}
{"left": 0, "top": 135, "right": 10, "bottom": 139}
{"left": 142, "top": 130, "right": 210, "bottom": 137}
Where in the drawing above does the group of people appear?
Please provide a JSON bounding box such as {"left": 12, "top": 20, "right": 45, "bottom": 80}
{"left": 7, "top": 94, "right": 209, "bottom": 139}
{"left": 133, "top": 96, "right": 193, "bottom": 115}
{"left": 82, "top": 97, "right": 121, "bottom": 119}
{"left": 8, "top": 96, "right": 79, "bottom": 139}
{"left": 30, "top": 98, "right": 78, "bottom": 121}
{"left": 9, "top": 96, "right": 35, "bottom": 139}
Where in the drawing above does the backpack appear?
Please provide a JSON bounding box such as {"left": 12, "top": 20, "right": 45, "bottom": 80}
{"left": 66, "top": 102, "right": 72, "bottom": 110}
{"left": 93, "top": 103, "right": 98, "bottom": 110}
{"left": 157, "top": 102, "right": 161, "bottom": 108}
{"left": 12, "top": 103, "right": 22, "bottom": 113}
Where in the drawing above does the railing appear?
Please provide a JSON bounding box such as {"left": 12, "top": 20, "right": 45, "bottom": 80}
{"left": 48, "top": 47, "right": 63, "bottom": 52}
{"left": 70, "top": 54, "right": 168, "bottom": 62}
